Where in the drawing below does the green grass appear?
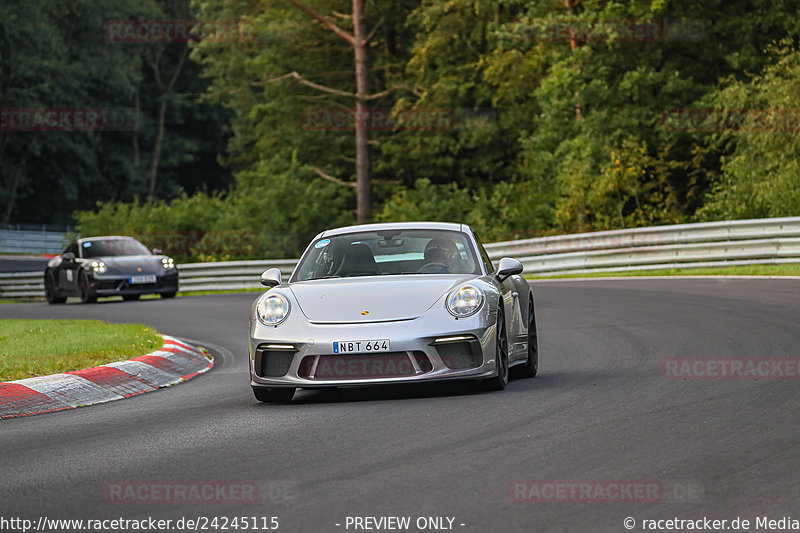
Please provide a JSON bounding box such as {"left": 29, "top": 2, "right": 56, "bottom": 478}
{"left": 527, "top": 263, "right": 800, "bottom": 279}
{"left": 0, "top": 319, "right": 162, "bottom": 381}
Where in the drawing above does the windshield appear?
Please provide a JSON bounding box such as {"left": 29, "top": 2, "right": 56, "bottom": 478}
{"left": 80, "top": 238, "right": 151, "bottom": 258}
{"left": 293, "top": 229, "right": 481, "bottom": 281}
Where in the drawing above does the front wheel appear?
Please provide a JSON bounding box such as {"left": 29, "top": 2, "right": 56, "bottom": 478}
{"left": 253, "top": 388, "right": 295, "bottom": 403}
{"left": 482, "top": 308, "right": 509, "bottom": 391}
{"left": 44, "top": 272, "right": 66, "bottom": 304}
{"left": 79, "top": 271, "right": 97, "bottom": 303}
{"left": 160, "top": 291, "right": 177, "bottom": 299}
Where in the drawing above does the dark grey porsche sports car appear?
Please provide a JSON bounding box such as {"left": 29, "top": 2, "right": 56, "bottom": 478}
{"left": 44, "top": 236, "right": 179, "bottom": 303}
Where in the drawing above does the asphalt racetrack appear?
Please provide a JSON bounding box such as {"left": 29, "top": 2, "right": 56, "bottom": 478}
{"left": 2, "top": 279, "right": 799, "bottom": 532}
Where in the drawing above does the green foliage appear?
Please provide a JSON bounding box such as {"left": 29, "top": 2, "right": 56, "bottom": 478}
{"left": 76, "top": 192, "right": 231, "bottom": 262}
{"left": 699, "top": 41, "right": 800, "bottom": 219}
{"left": 376, "top": 178, "right": 473, "bottom": 224}
{"left": 0, "top": 0, "right": 232, "bottom": 225}
{"left": 377, "top": 178, "right": 556, "bottom": 241}
{"left": 219, "top": 152, "right": 354, "bottom": 258}
{"left": 76, "top": 154, "right": 352, "bottom": 261}
{"left": 63, "top": 0, "right": 800, "bottom": 259}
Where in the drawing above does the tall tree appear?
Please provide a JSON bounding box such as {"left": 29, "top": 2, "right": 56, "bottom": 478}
{"left": 191, "top": 0, "right": 418, "bottom": 225}
{"left": 283, "top": 0, "right": 374, "bottom": 221}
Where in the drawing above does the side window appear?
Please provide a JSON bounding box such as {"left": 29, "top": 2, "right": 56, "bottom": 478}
{"left": 473, "top": 233, "right": 495, "bottom": 273}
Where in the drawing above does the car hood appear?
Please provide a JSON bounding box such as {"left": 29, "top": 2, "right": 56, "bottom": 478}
{"left": 93, "top": 255, "right": 164, "bottom": 275}
{"left": 288, "top": 274, "right": 474, "bottom": 323}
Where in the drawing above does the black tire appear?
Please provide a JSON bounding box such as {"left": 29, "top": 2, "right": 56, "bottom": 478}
{"left": 483, "top": 308, "right": 509, "bottom": 391}
{"left": 122, "top": 294, "right": 140, "bottom": 301}
{"left": 160, "top": 291, "right": 177, "bottom": 299}
{"left": 511, "top": 292, "right": 538, "bottom": 379}
{"left": 253, "top": 388, "right": 295, "bottom": 403}
{"left": 44, "top": 272, "right": 66, "bottom": 304}
{"left": 78, "top": 271, "right": 97, "bottom": 303}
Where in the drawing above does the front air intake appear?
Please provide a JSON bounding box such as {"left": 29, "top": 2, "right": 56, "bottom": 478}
{"left": 433, "top": 337, "right": 482, "bottom": 370}
{"left": 255, "top": 344, "right": 296, "bottom": 377}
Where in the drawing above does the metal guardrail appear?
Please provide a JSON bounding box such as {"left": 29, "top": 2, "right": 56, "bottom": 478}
{"left": 0, "top": 229, "right": 72, "bottom": 254}
{"left": 0, "top": 271, "right": 44, "bottom": 298}
{"left": 1, "top": 217, "right": 799, "bottom": 299}
{"left": 485, "top": 217, "right": 800, "bottom": 275}
{"left": 0, "top": 259, "right": 300, "bottom": 299}
{"left": 177, "top": 259, "right": 299, "bottom": 292}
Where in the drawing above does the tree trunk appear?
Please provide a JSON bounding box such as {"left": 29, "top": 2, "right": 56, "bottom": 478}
{"left": 352, "top": 0, "right": 371, "bottom": 223}
{"left": 148, "top": 96, "right": 167, "bottom": 199}
{"left": 3, "top": 158, "right": 25, "bottom": 224}
{"left": 147, "top": 46, "right": 189, "bottom": 201}
{"left": 132, "top": 88, "right": 140, "bottom": 167}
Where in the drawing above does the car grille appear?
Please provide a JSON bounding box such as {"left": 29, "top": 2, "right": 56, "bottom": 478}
{"left": 123, "top": 282, "right": 158, "bottom": 290}
{"left": 298, "top": 351, "right": 428, "bottom": 380}
{"left": 97, "top": 280, "right": 121, "bottom": 291}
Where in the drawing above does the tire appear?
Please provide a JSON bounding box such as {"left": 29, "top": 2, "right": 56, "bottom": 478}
{"left": 482, "top": 308, "right": 509, "bottom": 391}
{"left": 253, "top": 388, "right": 295, "bottom": 403}
{"left": 78, "top": 271, "right": 97, "bottom": 304}
{"left": 160, "top": 291, "right": 177, "bottom": 299}
{"left": 122, "top": 294, "right": 140, "bottom": 301}
{"left": 44, "top": 272, "right": 66, "bottom": 304}
{"left": 511, "top": 292, "right": 538, "bottom": 379}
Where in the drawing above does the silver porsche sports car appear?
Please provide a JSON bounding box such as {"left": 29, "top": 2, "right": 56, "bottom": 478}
{"left": 249, "top": 222, "right": 537, "bottom": 402}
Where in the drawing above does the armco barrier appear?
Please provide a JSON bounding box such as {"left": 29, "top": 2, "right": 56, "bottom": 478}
{"left": 177, "top": 259, "right": 299, "bottom": 292}
{"left": 1, "top": 217, "right": 799, "bottom": 299}
{"left": 484, "top": 217, "right": 800, "bottom": 256}
{"left": 0, "top": 259, "right": 299, "bottom": 298}
{"left": 0, "top": 228, "right": 72, "bottom": 254}
{"left": 484, "top": 217, "right": 800, "bottom": 276}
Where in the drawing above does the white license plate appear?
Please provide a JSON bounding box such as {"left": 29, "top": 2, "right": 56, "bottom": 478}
{"left": 333, "top": 339, "right": 391, "bottom": 354}
{"left": 129, "top": 275, "right": 157, "bottom": 284}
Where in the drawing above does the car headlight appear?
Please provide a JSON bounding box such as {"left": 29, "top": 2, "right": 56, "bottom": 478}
{"left": 257, "top": 294, "right": 290, "bottom": 326}
{"left": 446, "top": 285, "right": 484, "bottom": 317}
{"left": 90, "top": 260, "right": 106, "bottom": 274}
{"left": 161, "top": 257, "right": 175, "bottom": 269}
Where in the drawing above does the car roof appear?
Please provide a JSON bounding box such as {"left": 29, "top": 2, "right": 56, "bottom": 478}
{"left": 77, "top": 236, "right": 137, "bottom": 243}
{"left": 318, "top": 221, "right": 468, "bottom": 239}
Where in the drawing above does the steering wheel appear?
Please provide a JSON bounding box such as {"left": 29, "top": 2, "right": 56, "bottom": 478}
{"left": 418, "top": 262, "right": 450, "bottom": 274}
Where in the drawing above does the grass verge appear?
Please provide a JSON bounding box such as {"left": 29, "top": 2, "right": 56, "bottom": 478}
{"left": 527, "top": 263, "right": 800, "bottom": 279}
{"left": 0, "top": 319, "right": 162, "bottom": 381}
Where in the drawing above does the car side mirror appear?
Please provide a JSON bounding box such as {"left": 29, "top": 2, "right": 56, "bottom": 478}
{"left": 61, "top": 252, "right": 76, "bottom": 261}
{"left": 152, "top": 248, "right": 163, "bottom": 255}
{"left": 260, "top": 268, "right": 282, "bottom": 287}
{"left": 495, "top": 257, "right": 523, "bottom": 283}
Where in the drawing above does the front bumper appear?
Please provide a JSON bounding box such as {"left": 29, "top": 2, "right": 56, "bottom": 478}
{"left": 89, "top": 272, "right": 179, "bottom": 296}
{"left": 250, "top": 311, "right": 498, "bottom": 389}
